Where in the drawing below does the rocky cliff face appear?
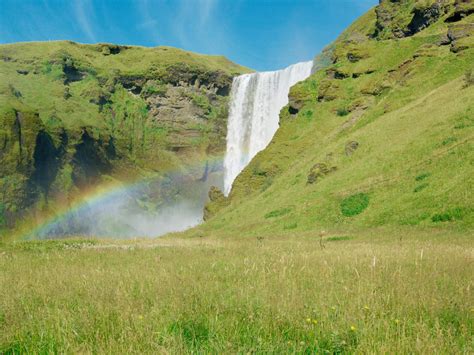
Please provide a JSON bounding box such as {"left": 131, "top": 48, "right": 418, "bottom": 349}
{"left": 0, "top": 42, "right": 250, "bottom": 229}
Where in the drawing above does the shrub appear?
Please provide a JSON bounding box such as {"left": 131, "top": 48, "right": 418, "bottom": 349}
{"left": 415, "top": 172, "right": 431, "bottom": 181}
{"left": 431, "top": 208, "right": 466, "bottom": 223}
{"left": 261, "top": 176, "right": 273, "bottom": 191}
{"left": 41, "top": 61, "right": 64, "bottom": 80}
{"left": 191, "top": 93, "right": 211, "bottom": 112}
{"left": 441, "top": 136, "right": 457, "bottom": 146}
{"left": 326, "top": 235, "right": 353, "bottom": 242}
{"left": 463, "top": 69, "right": 474, "bottom": 88}
{"left": 340, "top": 193, "right": 369, "bottom": 217}
{"left": 302, "top": 109, "right": 313, "bottom": 120}
{"left": 336, "top": 107, "right": 349, "bottom": 116}
{"left": 168, "top": 319, "right": 210, "bottom": 348}
{"left": 143, "top": 83, "right": 167, "bottom": 97}
{"left": 264, "top": 207, "right": 292, "bottom": 219}
{"left": 413, "top": 183, "right": 428, "bottom": 193}
{"left": 283, "top": 222, "right": 298, "bottom": 230}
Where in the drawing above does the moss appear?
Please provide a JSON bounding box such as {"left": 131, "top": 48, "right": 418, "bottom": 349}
{"left": 431, "top": 207, "right": 467, "bottom": 222}
{"left": 0, "top": 203, "right": 6, "bottom": 228}
{"left": 340, "top": 193, "right": 370, "bottom": 217}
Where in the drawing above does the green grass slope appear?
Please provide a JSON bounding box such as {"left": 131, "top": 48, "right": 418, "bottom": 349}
{"left": 202, "top": 0, "right": 474, "bottom": 237}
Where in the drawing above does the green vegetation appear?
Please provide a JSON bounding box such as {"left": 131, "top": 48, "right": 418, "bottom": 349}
{"left": 464, "top": 69, "right": 474, "bottom": 87}
{"left": 264, "top": 207, "right": 292, "bottom": 219}
{"left": 0, "top": 203, "right": 6, "bottom": 228}
{"left": 204, "top": 0, "right": 474, "bottom": 234}
{"left": 340, "top": 193, "right": 370, "bottom": 217}
{"left": 0, "top": 231, "right": 472, "bottom": 353}
{"left": 431, "top": 207, "right": 467, "bottom": 223}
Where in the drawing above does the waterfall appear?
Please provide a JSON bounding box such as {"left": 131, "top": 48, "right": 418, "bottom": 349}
{"left": 223, "top": 61, "right": 314, "bottom": 195}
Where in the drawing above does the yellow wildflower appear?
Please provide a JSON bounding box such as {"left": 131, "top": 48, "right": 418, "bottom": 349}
{"left": 306, "top": 318, "right": 311, "bottom": 323}
{"left": 350, "top": 325, "right": 357, "bottom": 331}
{"left": 312, "top": 319, "right": 318, "bottom": 325}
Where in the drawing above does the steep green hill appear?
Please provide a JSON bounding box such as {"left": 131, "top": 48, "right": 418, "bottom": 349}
{"left": 203, "top": 0, "right": 474, "bottom": 236}
{"left": 0, "top": 41, "right": 250, "bottom": 231}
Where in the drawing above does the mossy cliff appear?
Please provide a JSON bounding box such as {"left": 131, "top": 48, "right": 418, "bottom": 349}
{"left": 203, "top": 0, "right": 474, "bottom": 235}
{"left": 0, "top": 41, "right": 250, "bottom": 228}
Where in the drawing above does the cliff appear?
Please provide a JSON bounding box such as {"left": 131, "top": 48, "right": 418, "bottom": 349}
{"left": 0, "top": 41, "right": 250, "bottom": 229}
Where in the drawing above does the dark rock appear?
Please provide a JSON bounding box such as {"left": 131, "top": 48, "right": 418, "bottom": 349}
{"left": 436, "top": 33, "right": 452, "bottom": 46}
{"left": 347, "top": 52, "right": 363, "bottom": 63}
{"left": 203, "top": 186, "right": 228, "bottom": 221}
{"left": 448, "top": 23, "right": 474, "bottom": 52}
{"left": 374, "top": 0, "right": 449, "bottom": 39}
{"left": 98, "top": 44, "right": 129, "bottom": 56}
{"left": 345, "top": 141, "right": 359, "bottom": 156}
{"left": 9, "top": 85, "right": 22, "bottom": 98}
{"left": 448, "top": 23, "right": 474, "bottom": 41}
{"left": 63, "top": 87, "right": 71, "bottom": 100}
{"left": 406, "top": 2, "right": 446, "bottom": 36}
{"left": 288, "top": 94, "right": 306, "bottom": 114}
{"left": 445, "top": 0, "right": 474, "bottom": 23}
{"left": 63, "top": 62, "right": 85, "bottom": 84}
{"left": 16, "top": 69, "right": 29, "bottom": 75}
{"left": 31, "top": 130, "right": 60, "bottom": 195}
{"left": 208, "top": 186, "right": 225, "bottom": 202}
{"left": 327, "top": 68, "right": 350, "bottom": 80}
{"left": 288, "top": 106, "right": 299, "bottom": 115}
{"left": 352, "top": 70, "right": 375, "bottom": 79}
{"left": 317, "top": 80, "right": 339, "bottom": 102}
{"left": 72, "top": 130, "right": 111, "bottom": 187}
{"left": 307, "top": 163, "right": 337, "bottom": 184}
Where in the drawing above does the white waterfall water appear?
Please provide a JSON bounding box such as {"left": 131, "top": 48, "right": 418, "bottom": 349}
{"left": 223, "top": 61, "right": 314, "bottom": 195}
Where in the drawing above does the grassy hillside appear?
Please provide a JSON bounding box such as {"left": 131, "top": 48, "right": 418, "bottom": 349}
{"left": 203, "top": 0, "right": 474, "bottom": 237}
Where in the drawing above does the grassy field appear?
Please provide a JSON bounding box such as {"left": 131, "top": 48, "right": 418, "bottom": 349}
{"left": 1, "top": 229, "right": 473, "bottom": 353}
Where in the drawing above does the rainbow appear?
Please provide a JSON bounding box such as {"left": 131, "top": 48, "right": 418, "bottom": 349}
{"left": 22, "top": 155, "right": 225, "bottom": 240}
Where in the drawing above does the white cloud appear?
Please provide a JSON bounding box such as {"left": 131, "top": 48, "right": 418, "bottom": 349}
{"left": 74, "top": 0, "right": 97, "bottom": 43}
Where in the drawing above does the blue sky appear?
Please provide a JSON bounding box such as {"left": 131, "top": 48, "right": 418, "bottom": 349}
{"left": 0, "top": 0, "right": 377, "bottom": 71}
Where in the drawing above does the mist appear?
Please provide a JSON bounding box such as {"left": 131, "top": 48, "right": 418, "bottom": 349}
{"left": 34, "top": 169, "right": 222, "bottom": 239}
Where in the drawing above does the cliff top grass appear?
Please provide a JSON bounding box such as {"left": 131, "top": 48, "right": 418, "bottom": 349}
{"left": 0, "top": 41, "right": 252, "bottom": 77}
{"left": 0, "top": 40, "right": 251, "bottom": 130}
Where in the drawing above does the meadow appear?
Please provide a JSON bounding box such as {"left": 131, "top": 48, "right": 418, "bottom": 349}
{"left": 1, "top": 228, "right": 472, "bottom": 353}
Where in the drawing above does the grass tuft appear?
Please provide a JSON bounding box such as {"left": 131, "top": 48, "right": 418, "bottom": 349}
{"left": 340, "top": 193, "right": 370, "bottom": 217}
